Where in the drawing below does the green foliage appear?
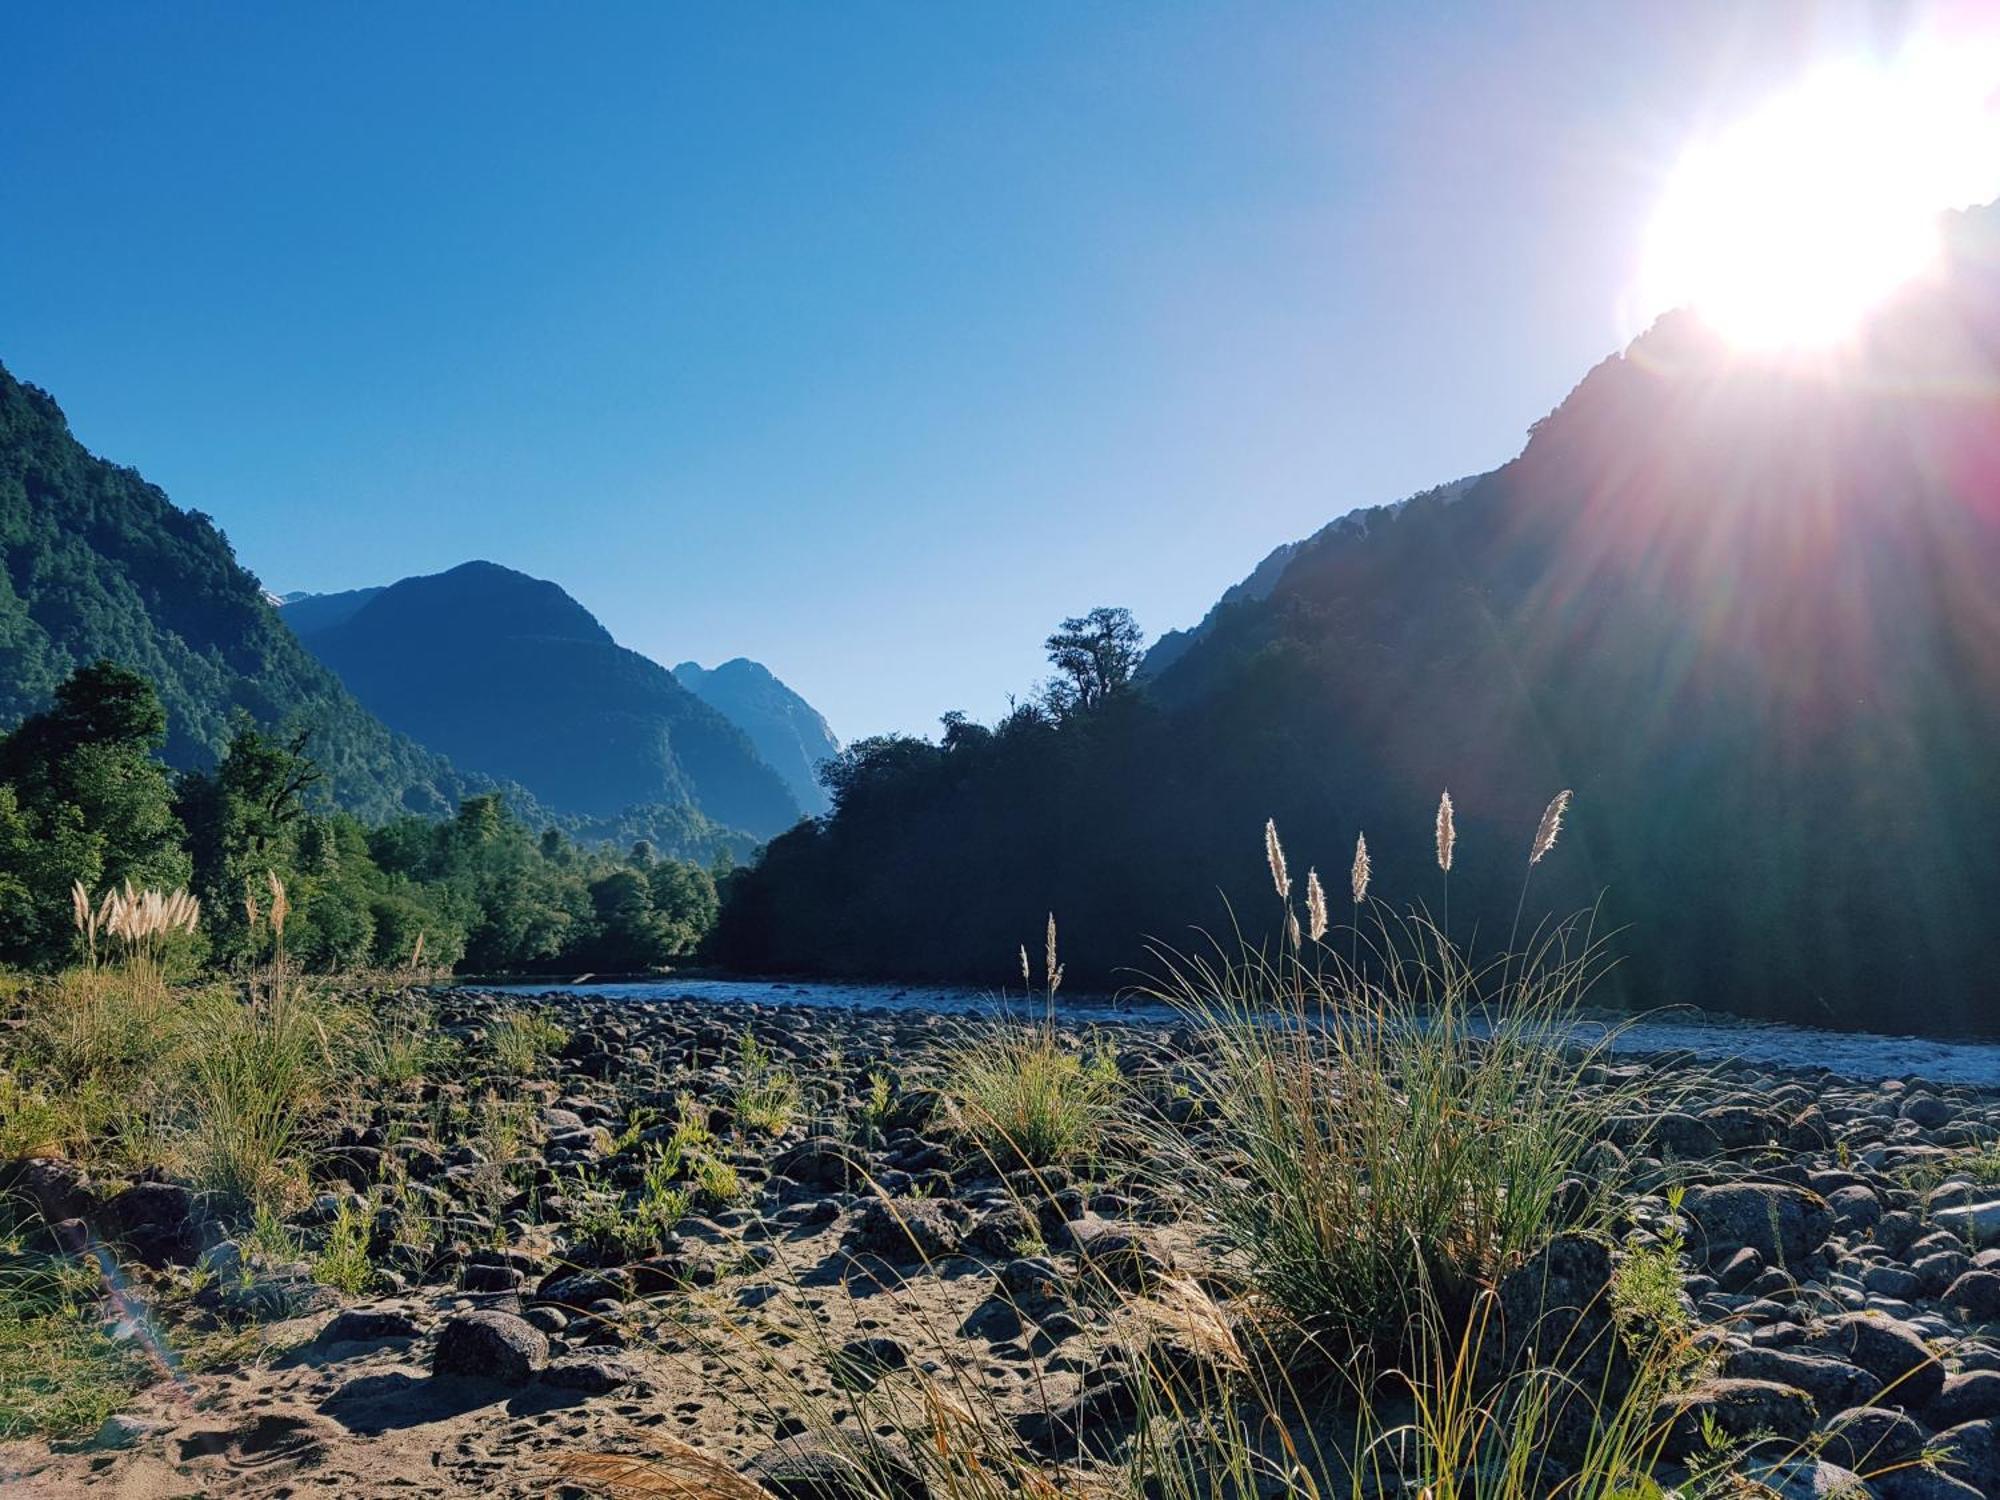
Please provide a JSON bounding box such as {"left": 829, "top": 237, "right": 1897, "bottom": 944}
{"left": 0, "top": 662, "right": 724, "bottom": 975}
{"left": 1145, "top": 909, "right": 1655, "bottom": 1356}
{"left": 0, "top": 1255, "right": 153, "bottom": 1440}
{"left": 312, "top": 1197, "right": 378, "bottom": 1297}
{"left": 0, "top": 662, "right": 191, "bottom": 966}
{"left": 732, "top": 1029, "right": 800, "bottom": 1136}
{"left": 942, "top": 1023, "right": 1123, "bottom": 1169}
{"left": 0, "top": 362, "right": 516, "bottom": 822}
{"left": 485, "top": 1007, "right": 569, "bottom": 1076}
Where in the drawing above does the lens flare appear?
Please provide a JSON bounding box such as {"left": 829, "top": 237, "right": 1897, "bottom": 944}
{"left": 1640, "top": 47, "right": 2000, "bottom": 350}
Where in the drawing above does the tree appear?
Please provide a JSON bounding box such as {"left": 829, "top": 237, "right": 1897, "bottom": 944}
{"left": 0, "top": 661, "right": 189, "bottom": 964}
{"left": 1042, "top": 607, "right": 1143, "bottom": 717}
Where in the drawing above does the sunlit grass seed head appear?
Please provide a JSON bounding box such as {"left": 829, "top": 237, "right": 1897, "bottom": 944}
{"left": 1531, "top": 788, "right": 1573, "bottom": 865}
{"left": 1264, "top": 818, "right": 1290, "bottom": 901}
{"left": 1351, "top": 831, "right": 1370, "bottom": 905}
{"left": 266, "top": 871, "right": 289, "bottom": 938}
{"left": 1435, "top": 790, "right": 1456, "bottom": 873}
{"left": 1305, "top": 868, "right": 1328, "bottom": 942}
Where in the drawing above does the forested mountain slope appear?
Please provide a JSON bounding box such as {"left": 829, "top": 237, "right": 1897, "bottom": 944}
{"left": 718, "top": 202, "right": 2000, "bottom": 1034}
{"left": 0, "top": 362, "right": 506, "bottom": 821}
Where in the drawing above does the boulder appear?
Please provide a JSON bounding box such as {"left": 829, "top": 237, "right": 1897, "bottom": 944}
{"left": 1655, "top": 1379, "right": 1817, "bottom": 1461}
{"left": 431, "top": 1309, "right": 547, "bottom": 1385}
{"left": 744, "top": 1435, "right": 929, "bottom": 1500}
{"left": 316, "top": 1308, "right": 422, "bottom": 1347}
{"left": 101, "top": 1180, "right": 200, "bottom": 1267}
{"left": 848, "top": 1197, "right": 963, "bottom": 1262}
{"left": 1945, "top": 1272, "right": 2000, "bottom": 1323}
{"left": 1930, "top": 1372, "right": 2000, "bottom": 1429}
{"left": 1724, "top": 1347, "right": 1883, "bottom": 1411}
{"left": 1817, "top": 1405, "right": 1931, "bottom": 1471}
{"left": 1682, "top": 1182, "right": 1832, "bottom": 1270}
{"left": 1813, "top": 1315, "right": 1946, "bottom": 1410}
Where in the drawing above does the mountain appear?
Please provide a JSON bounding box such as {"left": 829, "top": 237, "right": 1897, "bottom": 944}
{"left": 717, "top": 202, "right": 2000, "bottom": 1034}
{"left": 673, "top": 658, "right": 839, "bottom": 816}
{"left": 0, "top": 360, "right": 511, "bottom": 821}
{"left": 1141, "top": 474, "right": 1484, "bottom": 678}
{"left": 292, "top": 562, "right": 803, "bottom": 839}
{"left": 277, "top": 586, "right": 382, "bottom": 638}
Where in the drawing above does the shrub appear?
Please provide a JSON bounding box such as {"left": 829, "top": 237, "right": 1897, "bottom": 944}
{"left": 941, "top": 1022, "right": 1123, "bottom": 1170}
{"left": 732, "top": 1030, "right": 800, "bottom": 1136}
{"left": 486, "top": 1008, "right": 568, "bottom": 1076}
{"left": 1143, "top": 897, "right": 1658, "bottom": 1357}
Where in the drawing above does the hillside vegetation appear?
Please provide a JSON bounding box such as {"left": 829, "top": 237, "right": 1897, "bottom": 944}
{"left": 0, "top": 364, "right": 507, "bottom": 822}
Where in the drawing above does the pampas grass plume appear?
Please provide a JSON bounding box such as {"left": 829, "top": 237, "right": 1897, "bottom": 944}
{"left": 1435, "top": 791, "right": 1456, "bottom": 874}
{"left": 1305, "top": 868, "right": 1328, "bottom": 943}
{"left": 1264, "top": 818, "right": 1291, "bottom": 901}
{"left": 1531, "top": 788, "right": 1573, "bottom": 865}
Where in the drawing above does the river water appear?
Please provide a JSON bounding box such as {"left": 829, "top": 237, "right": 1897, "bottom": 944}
{"left": 477, "top": 975, "right": 2000, "bottom": 1087}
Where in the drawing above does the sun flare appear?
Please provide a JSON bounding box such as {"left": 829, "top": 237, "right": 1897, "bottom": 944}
{"left": 1641, "top": 49, "right": 2000, "bottom": 350}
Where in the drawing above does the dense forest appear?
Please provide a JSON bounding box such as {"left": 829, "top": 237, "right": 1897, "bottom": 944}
{"left": 715, "top": 204, "right": 2000, "bottom": 1034}
{"left": 0, "top": 659, "right": 718, "bottom": 975}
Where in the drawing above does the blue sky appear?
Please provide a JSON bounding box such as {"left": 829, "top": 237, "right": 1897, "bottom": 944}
{"left": 0, "top": 3, "right": 1914, "bottom": 738}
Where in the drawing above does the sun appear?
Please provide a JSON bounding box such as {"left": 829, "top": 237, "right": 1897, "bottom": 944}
{"left": 1640, "top": 50, "right": 2000, "bottom": 351}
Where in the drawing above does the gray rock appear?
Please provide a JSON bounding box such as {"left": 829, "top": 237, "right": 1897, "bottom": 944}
{"left": 1814, "top": 1315, "right": 1946, "bottom": 1409}
{"left": 1063, "top": 1220, "right": 1172, "bottom": 1292}
{"left": 1831, "top": 1185, "right": 1885, "bottom": 1233}
{"left": 1, "top": 1157, "right": 98, "bottom": 1225}
{"left": 1475, "top": 1234, "right": 1631, "bottom": 1460}
{"left": 1683, "top": 1182, "right": 1832, "bottom": 1270}
{"left": 1733, "top": 1456, "right": 1876, "bottom": 1499}
{"left": 744, "top": 1435, "right": 929, "bottom": 1500}
{"left": 1655, "top": 1378, "right": 1817, "bottom": 1461}
{"left": 1876, "top": 1466, "right": 1985, "bottom": 1500}
{"left": 85, "top": 1413, "right": 168, "bottom": 1451}
{"left": 848, "top": 1197, "right": 963, "bottom": 1262}
{"left": 431, "top": 1309, "right": 547, "bottom": 1385}
{"left": 541, "top": 1354, "right": 639, "bottom": 1394}
{"left": 1724, "top": 1347, "right": 1883, "bottom": 1411}
{"left": 1930, "top": 1372, "right": 2000, "bottom": 1428}
{"left": 832, "top": 1335, "right": 909, "bottom": 1391}
{"left": 101, "top": 1180, "right": 200, "bottom": 1267}
{"left": 1937, "top": 1203, "right": 2000, "bottom": 1247}
{"left": 1945, "top": 1272, "right": 2000, "bottom": 1323}
{"left": 1817, "top": 1405, "right": 1931, "bottom": 1471}
{"left": 1930, "top": 1419, "right": 2000, "bottom": 1496}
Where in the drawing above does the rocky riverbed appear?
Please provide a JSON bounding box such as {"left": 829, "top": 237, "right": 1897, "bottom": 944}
{"left": 10, "top": 985, "right": 2000, "bottom": 1497}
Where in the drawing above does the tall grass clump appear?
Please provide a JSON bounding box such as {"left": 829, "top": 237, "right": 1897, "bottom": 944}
{"left": 486, "top": 1006, "right": 569, "bottom": 1076}
{"left": 0, "top": 1252, "right": 154, "bottom": 1440}
{"left": 732, "top": 1029, "right": 801, "bottom": 1136}
{"left": 939, "top": 914, "right": 1123, "bottom": 1169}
{"left": 1146, "top": 811, "right": 1656, "bottom": 1358}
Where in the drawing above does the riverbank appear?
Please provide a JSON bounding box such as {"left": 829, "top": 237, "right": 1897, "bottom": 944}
{"left": 8, "top": 980, "right": 2000, "bottom": 1496}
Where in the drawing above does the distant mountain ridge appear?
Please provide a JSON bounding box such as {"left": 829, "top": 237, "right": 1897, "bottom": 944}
{"left": 290, "top": 562, "right": 804, "bottom": 839}
{"left": 0, "top": 360, "right": 513, "bottom": 821}
{"left": 673, "top": 658, "right": 839, "bottom": 816}
{"left": 277, "top": 586, "right": 382, "bottom": 638}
